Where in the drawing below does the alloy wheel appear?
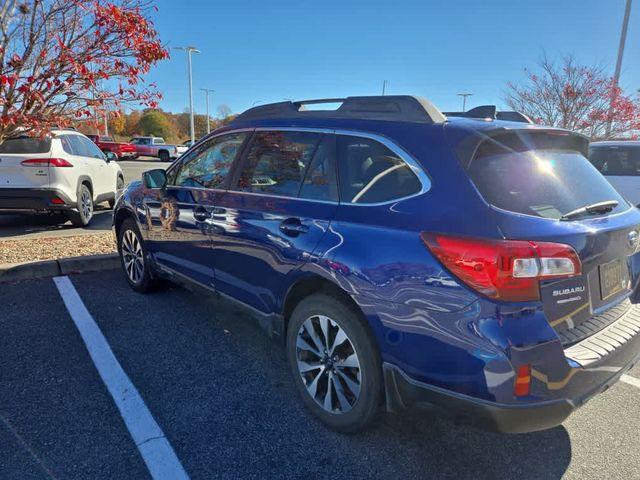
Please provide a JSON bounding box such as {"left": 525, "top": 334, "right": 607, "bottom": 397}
{"left": 295, "top": 315, "right": 362, "bottom": 414}
{"left": 80, "top": 189, "right": 93, "bottom": 221}
{"left": 121, "top": 229, "right": 144, "bottom": 284}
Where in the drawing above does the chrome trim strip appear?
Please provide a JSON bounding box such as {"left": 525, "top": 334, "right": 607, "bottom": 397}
{"left": 564, "top": 302, "right": 640, "bottom": 366}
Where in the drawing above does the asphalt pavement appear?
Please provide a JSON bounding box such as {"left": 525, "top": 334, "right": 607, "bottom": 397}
{"left": 1, "top": 269, "right": 640, "bottom": 479}
{"left": 0, "top": 159, "right": 171, "bottom": 240}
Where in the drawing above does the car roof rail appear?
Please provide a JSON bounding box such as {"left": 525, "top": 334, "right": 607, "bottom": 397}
{"left": 444, "top": 105, "right": 533, "bottom": 124}
{"left": 232, "top": 95, "right": 447, "bottom": 124}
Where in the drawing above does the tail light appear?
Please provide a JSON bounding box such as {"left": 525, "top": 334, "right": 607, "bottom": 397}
{"left": 421, "top": 233, "right": 581, "bottom": 302}
{"left": 514, "top": 365, "right": 531, "bottom": 397}
{"left": 21, "top": 158, "right": 73, "bottom": 167}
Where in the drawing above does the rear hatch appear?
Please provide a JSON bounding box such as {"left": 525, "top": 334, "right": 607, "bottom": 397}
{"left": 0, "top": 136, "right": 52, "bottom": 188}
{"left": 462, "top": 129, "right": 640, "bottom": 344}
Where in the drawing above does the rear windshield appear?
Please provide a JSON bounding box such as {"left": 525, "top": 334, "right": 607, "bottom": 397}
{"left": 467, "top": 149, "right": 628, "bottom": 220}
{"left": 589, "top": 146, "right": 640, "bottom": 176}
{"left": 0, "top": 136, "right": 51, "bottom": 154}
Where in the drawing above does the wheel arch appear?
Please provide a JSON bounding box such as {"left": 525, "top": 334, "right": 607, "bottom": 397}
{"left": 280, "top": 273, "right": 373, "bottom": 340}
{"left": 113, "top": 206, "right": 138, "bottom": 247}
{"left": 76, "top": 175, "right": 93, "bottom": 200}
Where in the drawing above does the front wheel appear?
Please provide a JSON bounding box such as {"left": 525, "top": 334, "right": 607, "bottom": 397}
{"left": 118, "top": 218, "right": 161, "bottom": 293}
{"left": 158, "top": 150, "right": 170, "bottom": 162}
{"left": 108, "top": 176, "right": 125, "bottom": 209}
{"left": 286, "top": 293, "right": 382, "bottom": 433}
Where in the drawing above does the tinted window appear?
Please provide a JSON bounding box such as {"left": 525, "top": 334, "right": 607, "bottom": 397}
{"left": 174, "top": 132, "right": 248, "bottom": 189}
{"left": 68, "top": 135, "right": 90, "bottom": 156}
{"left": 76, "top": 136, "right": 105, "bottom": 159}
{"left": 234, "top": 131, "right": 321, "bottom": 197}
{"left": 0, "top": 136, "right": 51, "bottom": 154}
{"left": 336, "top": 135, "right": 421, "bottom": 203}
{"left": 589, "top": 146, "right": 640, "bottom": 176}
{"left": 60, "top": 135, "right": 76, "bottom": 155}
{"left": 299, "top": 136, "right": 338, "bottom": 201}
{"left": 468, "top": 149, "right": 628, "bottom": 219}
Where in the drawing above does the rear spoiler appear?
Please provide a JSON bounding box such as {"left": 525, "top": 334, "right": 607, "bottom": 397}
{"left": 444, "top": 105, "right": 533, "bottom": 124}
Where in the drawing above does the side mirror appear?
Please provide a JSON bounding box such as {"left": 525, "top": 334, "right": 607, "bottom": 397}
{"left": 105, "top": 152, "right": 117, "bottom": 162}
{"left": 143, "top": 169, "right": 167, "bottom": 189}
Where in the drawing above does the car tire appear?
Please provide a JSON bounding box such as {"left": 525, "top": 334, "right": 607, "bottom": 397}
{"left": 118, "top": 218, "right": 161, "bottom": 293}
{"left": 67, "top": 183, "right": 93, "bottom": 227}
{"left": 158, "top": 150, "right": 170, "bottom": 162}
{"left": 286, "top": 292, "right": 382, "bottom": 433}
{"left": 108, "top": 176, "right": 125, "bottom": 209}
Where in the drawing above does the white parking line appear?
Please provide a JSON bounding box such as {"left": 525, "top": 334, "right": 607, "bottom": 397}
{"left": 621, "top": 374, "right": 640, "bottom": 389}
{"left": 53, "top": 276, "right": 189, "bottom": 480}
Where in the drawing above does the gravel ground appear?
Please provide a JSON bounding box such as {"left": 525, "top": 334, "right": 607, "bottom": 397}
{"left": 0, "top": 232, "right": 116, "bottom": 265}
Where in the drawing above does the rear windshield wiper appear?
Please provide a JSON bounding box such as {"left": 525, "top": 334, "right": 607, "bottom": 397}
{"left": 560, "top": 200, "right": 619, "bottom": 221}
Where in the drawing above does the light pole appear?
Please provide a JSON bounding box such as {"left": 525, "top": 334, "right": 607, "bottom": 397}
{"left": 382, "top": 80, "right": 387, "bottom": 96}
{"left": 175, "top": 46, "right": 200, "bottom": 143}
{"left": 457, "top": 92, "right": 473, "bottom": 112}
{"left": 200, "top": 88, "right": 215, "bottom": 134}
{"left": 606, "top": 0, "right": 633, "bottom": 138}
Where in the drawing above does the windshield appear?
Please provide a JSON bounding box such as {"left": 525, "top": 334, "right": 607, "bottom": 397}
{"left": 589, "top": 145, "right": 640, "bottom": 176}
{"left": 0, "top": 136, "right": 51, "bottom": 153}
{"left": 467, "top": 149, "right": 628, "bottom": 219}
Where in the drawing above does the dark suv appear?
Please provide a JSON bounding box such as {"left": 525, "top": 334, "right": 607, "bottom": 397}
{"left": 113, "top": 96, "right": 640, "bottom": 432}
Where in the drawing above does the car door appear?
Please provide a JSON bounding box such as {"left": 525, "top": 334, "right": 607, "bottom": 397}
{"left": 77, "top": 135, "right": 113, "bottom": 196}
{"left": 143, "top": 131, "right": 251, "bottom": 287}
{"left": 209, "top": 129, "right": 339, "bottom": 314}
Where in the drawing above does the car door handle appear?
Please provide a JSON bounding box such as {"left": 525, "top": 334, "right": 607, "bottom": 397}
{"left": 193, "top": 206, "right": 211, "bottom": 221}
{"left": 279, "top": 218, "right": 308, "bottom": 236}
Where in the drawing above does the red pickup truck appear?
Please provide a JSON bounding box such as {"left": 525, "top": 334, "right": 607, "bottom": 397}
{"left": 86, "top": 135, "right": 137, "bottom": 160}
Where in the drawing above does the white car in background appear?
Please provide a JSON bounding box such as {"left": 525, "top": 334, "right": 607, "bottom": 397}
{"left": 0, "top": 129, "right": 124, "bottom": 226}
{"left": 589, "top": 141, "right": 640, "bottom": 207}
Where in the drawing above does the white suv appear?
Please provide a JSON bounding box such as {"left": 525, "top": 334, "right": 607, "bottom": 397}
{"left": 0, "top": 129, "right": 124, "bottom": 226}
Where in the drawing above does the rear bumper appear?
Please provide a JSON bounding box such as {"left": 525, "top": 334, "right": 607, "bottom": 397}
{"left": 378, "top": 301, "right": 640, "bottom": 434}
{"left": 0, "top": 188, "right": 75, "bottom": 211}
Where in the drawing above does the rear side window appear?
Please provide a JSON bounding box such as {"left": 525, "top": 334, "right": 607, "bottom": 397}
{"left": 234, "top": 131, "right": 322, "bottom": 197}
{"left": 174, "top": 132, "right": 248, "bottom": 189}
{"left": 299, "top": 136, "right": 339, "bottom": 202}
{"left": 0, "top": 136, "right": 51, "bottom": 154}
{"left": 336, "top": 135, "right": 421, "bottom": 204}
{"left": 60, "top": 135, "right": 76, "bottom": 155}
{"left": 589, "top": 146, "right": 640, "bottom": 176}
{"left": 468, "top": 148, "right": 628, "bottom": 219}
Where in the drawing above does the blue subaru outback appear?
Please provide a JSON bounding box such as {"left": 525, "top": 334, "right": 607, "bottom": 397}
{"left": 113, "top": 96, "right": 640, "bottom": 433}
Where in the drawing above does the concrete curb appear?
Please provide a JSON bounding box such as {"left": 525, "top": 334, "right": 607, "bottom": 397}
{"left": 0, "top": 253, "right": 120, "bottom": 283}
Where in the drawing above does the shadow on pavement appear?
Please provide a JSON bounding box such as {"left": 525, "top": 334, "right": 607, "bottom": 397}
{"left": 370, "top": 409, "right": 571, "bottom": 479}
{"left": 0, "top": 208, "right": 113, "bottom": 239}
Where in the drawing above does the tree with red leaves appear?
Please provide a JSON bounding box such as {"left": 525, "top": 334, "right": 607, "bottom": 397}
{"left": 506, "top": 55, "right": 640, "bottom": 140}
{"left": 0, "top": 0, "right": 169, "bottom": 142}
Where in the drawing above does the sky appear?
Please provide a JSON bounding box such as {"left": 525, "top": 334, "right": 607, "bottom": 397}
{"left": 144, "top": 0, "right": 640, "bottom": 117}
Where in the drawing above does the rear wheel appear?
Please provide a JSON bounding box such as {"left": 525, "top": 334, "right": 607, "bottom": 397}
{"left": 67, "top": 183, "right": 93, "bottom": 227}
{"left": 286, "top": 293, "right": 382, "bottom": 433}
{"left": 118, "top": 218, "right": 161, "bottom": 292}
{"left": 158, "top": 150, "right": 170, "bottom": 162}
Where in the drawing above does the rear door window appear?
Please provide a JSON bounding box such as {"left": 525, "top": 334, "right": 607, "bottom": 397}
{"left": 336, "top": 135, "right": 422, "bottom": 204}
{"left": 0, "top": 136, "right": 51, "bottom": 154}
{"left": 468, "top": 148, "right": 628, "bottom": 219}
{"left": 589, "top": 146, "right": 640, "bottom": 176}
{"left": 233, "top": 131, "right": 322, "bottom": 198}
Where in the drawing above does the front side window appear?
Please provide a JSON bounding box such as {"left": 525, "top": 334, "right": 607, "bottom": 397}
{"left": 174, "top": 132, "right": 248, "bottom": 189}
{"left": 589, "top": 146, "right": 640, "bottom": 176}
{"left": 79, "top": 136, "right": 106, "bottom": 159}
{"left": 336, "top": 135, "right": 422, "bottom": 204}
{"left": 233, "top": 131, "right": 322, "bottom": 197}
